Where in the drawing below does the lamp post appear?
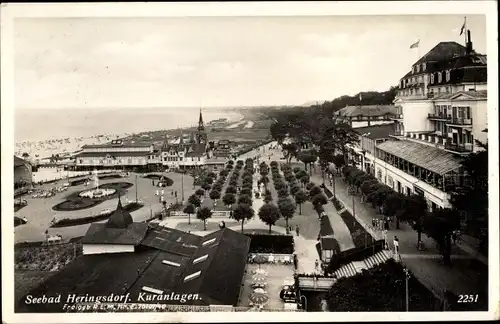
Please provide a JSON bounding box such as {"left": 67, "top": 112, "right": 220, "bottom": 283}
{"left": 135, "top": 174, "right": 138, "bottom": 202}
{"left": 181, "top": 172, "right": 185, "bottom": 204}
{"left": 403, "top": 267, "right": 410, "bottom": 311}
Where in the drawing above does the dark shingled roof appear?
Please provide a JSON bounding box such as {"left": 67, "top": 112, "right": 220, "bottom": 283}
{"left": 19, "top": 226, "right": 251, "bottom": 311}
{"left": 82, "top": 143, "right": 151, "bottom": 149}
{"left": 434, "top": 90, "right": 487, "bottom": 101}
{"left": 377, "top": 140, "right": 463, "bottom": 175}
{"left": 355, "top": 124, "right": 395, "bottom": 140}
{"left": 81, "top": 199, "right": 149, "bottom": 245}
{"left": 140, "top": 224, "right": 202, "bottom": 257}
{"left": 321, "top": 237, "right": 338, "bottom": 250}
{"left": 107, "top": 199, "right": 133, "bottom": 228}
{"left": 415, "top": 41, "right": 467, "bottom": 65}
{"left": 335, "top": 105, "right": 398, "bottom": 117}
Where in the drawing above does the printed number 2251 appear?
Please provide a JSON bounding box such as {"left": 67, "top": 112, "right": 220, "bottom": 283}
{"left": 458, "top": 294, "right": 479, "bottom": 303}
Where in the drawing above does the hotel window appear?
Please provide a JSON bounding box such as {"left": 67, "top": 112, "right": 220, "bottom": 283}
{"left": 128, "top": 158, "right": 132, "bottom": 164}
{"left": 445, "top": 70, "right": 451, "bottom": 82}
{"left": 184, "top": 271, "right": 202, "bottom": 282}
{"left": 416, "top": 65, "right": 420, "bottom": 73}
{"left": 437, "top": 72, "right": 442, "bottom": 83}
{"left": 422, "top": 63, "right": 426, "bottom": 71}
{"left": 430, "top": 74, "right": 434, "bottom": 84}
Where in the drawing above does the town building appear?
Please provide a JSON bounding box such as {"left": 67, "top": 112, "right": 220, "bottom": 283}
{"left": 74, "top": 140, "right": 153, "bottom": 171}
{"left": 17, "top": 198, "right": 251, "bottom": 312}
{"left": 333, "top": 104, "right": 399, "bottom": 129}
{"left": 213, "top": 140, "right": 232, "bottom": 158}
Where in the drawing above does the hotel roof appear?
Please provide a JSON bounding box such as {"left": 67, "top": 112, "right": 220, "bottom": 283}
{"left": 17, "top": 227, "right": 251, "bottom": 312}
{"left": 377, "top": 140, "right": 463, "bottom": 175}
{"left": 76, "top": 151, "right": 150, "bottom": 157}
{"left": 14, "top": 156, "right": 29, "bottom": 167}
{"left": 335, "top": 105, "right": 397, "bottom": 118}
{"left": 414, "top": 41, "right": 467, "bottom": 65}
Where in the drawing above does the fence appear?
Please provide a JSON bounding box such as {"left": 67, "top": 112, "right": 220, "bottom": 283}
{"left": 248, "top": 253, "right": 294, "bottom": 264}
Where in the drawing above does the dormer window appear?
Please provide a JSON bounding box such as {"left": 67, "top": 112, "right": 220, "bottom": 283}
{"left": 430, "top": 74, "right": 435, "bottom": 84}
{"left": 437, "top": 72, "right": 442, "bottom": 83}
{"left": 193, "top": 254, "right": 209, "bottom": 264}
{"left": 416, "top": 65, "right": 420, "bottom": 73}
{"left": 184, "top": 271, "right": 201, "bottom": 282}
{"left": 411, "top": 66, "right": 414, "bottom": 73}
{"left": 202, "top": 238, "right": 216, "bottom": 246}
{"left": 445, "top": 70, "right": 451, "bottom": 82}
{"left": 422, "top": 63, "right": 426, "bottom": 71}
{"left": 162, "top": 260, "right": 181, "bottom": 267}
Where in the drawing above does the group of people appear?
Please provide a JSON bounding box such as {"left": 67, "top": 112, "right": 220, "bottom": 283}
{"left": 372, "top": 217, "right": 391, "bottom": 230}
{"left": 286, "top": 225, "right": 300, "bottom": 236}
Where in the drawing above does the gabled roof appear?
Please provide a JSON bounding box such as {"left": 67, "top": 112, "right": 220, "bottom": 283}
{"left": 434, "top": 90, "right": 487, "bottom": 101}
{"left": 414, "top": 42, "right": 467, "bottom": 65}
{"left": 377, "top": 140, "right": 463, "bottom": 175}
{"left": 355, "top": 124, "right": 395, "bottom": 140}
{"left": 335, "top": 105, "right": 397, "bottom": 117}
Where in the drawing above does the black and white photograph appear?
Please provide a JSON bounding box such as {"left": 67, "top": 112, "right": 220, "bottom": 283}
{"left": 1, "top": 1, "right": 498, "bottom": 322}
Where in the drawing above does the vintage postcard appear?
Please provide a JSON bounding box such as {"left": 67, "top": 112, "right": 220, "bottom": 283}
{"left": 1, "top": 1, "right": 498, "bottom": 323}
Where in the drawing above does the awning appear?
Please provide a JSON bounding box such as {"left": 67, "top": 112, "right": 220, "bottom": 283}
{"left": 377, "top": 140, "right": 463, "bottom": 175}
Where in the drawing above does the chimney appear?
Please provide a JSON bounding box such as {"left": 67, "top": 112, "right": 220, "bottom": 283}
{"left": 466, "top": 30, "right": 473, "bottom": 55}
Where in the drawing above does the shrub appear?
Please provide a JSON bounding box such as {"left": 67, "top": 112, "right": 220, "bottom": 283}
{"left": 309, "top": 185, "right": 322, "bottom": 197}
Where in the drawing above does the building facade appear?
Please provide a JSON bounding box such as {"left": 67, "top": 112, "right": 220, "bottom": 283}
{"left": 75, "top": 140, "right": 153, "bottom": 170}
{"left": 14, "top": 156, "right": 33, "bottom": 190}
{"left": 347, "top": 31, "right": 486, "bottom": 211}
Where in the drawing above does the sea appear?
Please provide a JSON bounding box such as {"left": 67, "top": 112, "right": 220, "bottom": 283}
{"left": 15, "top": 107, "right": 244, "bottom": 144}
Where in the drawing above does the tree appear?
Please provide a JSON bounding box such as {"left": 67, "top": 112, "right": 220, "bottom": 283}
{"left": 201, "top": 182, "right": 212, "bottom": 192}
{"left": 196, "top": 206, "right": 213, "bottom": 231}
{"left": 240, "top": 188, "right": 252, "bottom": 196}
{"left": 282, "top": 142, "right": 300, "bottom": 163}
{"left": 278, "top": 188, "right": 289, "bottom": 198}
{"left": 209, "top": 190, "right": 221, "bottom": 202}
{"left": 298, "top": 151, "right": 318, "bottom": 175}
{"left": 312, "top": 193, "right": 328, "bottom": 208}
{"left": 309, "top": 185, "right": 322, "bottom": 197}
{"left": 232, "top": 203, "right": 255, "bottom": 232}
{"left": 183, "top": 204, "right": 195, "bottom": 224}
{"left": 423, "top": 208, "right": 460, "bottom": 266}
{"left": 260, "top": 175, "right": 270, "bottom": 189}
{"left": 300, "top": 174, "right": 310, "bottom": 187}
{"left": 188, "top": 194, "right": 201, "bottom": 208}
{"left": 238, "top": 194, "right": 252, "bottom": 205}
{"left": 332, "top": 154, "right": 346, "bottom": 173}
{"left": 278, "top": 197, "right": 296, "bottom": 230}
{"left": 400, "top": 194, "right": 427, "bottom": 241}
{"left": 258, "top": 203, "right": 281, "bottom": 234}
{"left": 264, "top": 193, "right": 273, "bottom": 203}
{"left": 195, "top": 188, "right": 205, "bottom": 197}
{"left": 294, "top": 190, "right": 308, "bottom": 215}
{"left": 222, "top": 193, "right": 236, "bottom": 207}
{"left": 226, "top": 185, "right": 237, "bottom": 194}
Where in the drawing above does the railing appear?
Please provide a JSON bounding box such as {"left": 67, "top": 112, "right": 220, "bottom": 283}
{"left": 444, "top": 143, "right": 473, "bottom": 153}
{"left": 448, "top": 117, "right": 472, "bottom": 126}
{"left": 427, "top": 113, "right": 448, "bottom": 120}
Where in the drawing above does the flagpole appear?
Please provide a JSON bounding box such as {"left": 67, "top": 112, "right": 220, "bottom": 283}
{"left": 464, "top": 16, "right": 468, "bottom": 46}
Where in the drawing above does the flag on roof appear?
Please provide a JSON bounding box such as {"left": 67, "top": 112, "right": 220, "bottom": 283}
{"left": 409, "top": 40, "right": 420, "bottom": 49}
{"left": 460, "top": 17, "right": 466, "bottom": 35}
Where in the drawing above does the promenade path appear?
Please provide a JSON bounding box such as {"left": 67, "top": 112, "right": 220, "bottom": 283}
{"left": 310, "top": 169, "right": 488, "bottom": 304}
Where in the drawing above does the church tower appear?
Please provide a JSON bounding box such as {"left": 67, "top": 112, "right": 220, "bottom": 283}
{"left": 196, "top": 108, "right": 208, "bottom": 144}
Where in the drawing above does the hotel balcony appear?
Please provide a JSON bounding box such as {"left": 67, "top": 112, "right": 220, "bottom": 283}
{"left": 444, "top": 142, "right": 473, "bottom": 154}
{"left": 389, "top": 113, "right": 403, "bottom": 121}
{"left": 447, "top": 117, "right": 473, "bottom": 127}
{"left": 427, "top": 113, "right": 449, "bottom": 121}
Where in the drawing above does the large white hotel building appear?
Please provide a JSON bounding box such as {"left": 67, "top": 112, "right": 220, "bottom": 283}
{"left": 350, "top": 30, "right": 487, "bottom": 211}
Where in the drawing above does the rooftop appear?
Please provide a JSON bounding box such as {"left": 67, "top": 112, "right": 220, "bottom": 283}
{"left": 18, "top": 227, "right": 251, "bottom": 312}
{"left": 434, "top": 90, "right": 488, "bottom": 101}
{"left": 414, "top": 41, "right": 467, "bottom": 65}
{"left": 377, "top": 140, "right": 463, "bottom": 175}
{"left": 82, "top": 143, "right": 151, "bottom": 149}
{"left": 14, "top": 156, "right": 29, "bottom": 167}
{"left": 335, "top": 105, "right": 398, "bottom": 118}
{"left": 355, "top": 124, "right": 396, "bottom": 140}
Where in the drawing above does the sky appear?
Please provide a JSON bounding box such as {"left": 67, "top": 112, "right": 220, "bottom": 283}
{"left": 14, "top": 15, "right": 486, "bottom": 109}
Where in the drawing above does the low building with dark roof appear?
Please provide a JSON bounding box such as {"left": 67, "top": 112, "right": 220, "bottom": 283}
{"left": 334, "top": 104, "right": 398, "bottom": 129}
{"left": 16, "top": 217, "right": 251, "bottom": 312}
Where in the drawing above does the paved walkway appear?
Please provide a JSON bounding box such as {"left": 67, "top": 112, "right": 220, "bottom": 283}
{"left": 314, "top": 171, "right": 488, "bottom": 301}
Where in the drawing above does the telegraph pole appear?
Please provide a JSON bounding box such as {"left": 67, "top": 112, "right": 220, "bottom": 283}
{"left": 404, "top": 267, "right": 410, "bottom": 311}
{"left": 181, "top": 172, "right": 185, "bottom": 204}
{"left": 135, "top": 174, "right": 138, "bottom": 202}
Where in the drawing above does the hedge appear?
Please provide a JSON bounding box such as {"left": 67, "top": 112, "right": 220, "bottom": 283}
{"left": 246, "top": 233, "right": 294, "bottom": 254}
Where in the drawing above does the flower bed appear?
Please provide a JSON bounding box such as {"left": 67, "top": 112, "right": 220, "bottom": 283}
{"left": 15, "top": 243, "right": 83, "bottom": 272}
{"left": 51, "top": 202, "right": 144, "bottom": 228}
{"left": 246, "top": 233, "right": 294, "bottom": 254}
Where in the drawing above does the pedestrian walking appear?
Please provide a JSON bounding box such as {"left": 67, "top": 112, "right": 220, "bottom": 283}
{"left": 383, "top": 229, "right": 388, "bottom": 250}
{"left": 155, "top": 189, "right": 159, "bottom": 196}
{"left": 393, "top": 236, "right": 400, "bottom": 256}
{"left": 152, "top": 179, "right": 154, "bottom": 186}
{"left": 315, "top": 259, "right": 319, "bottom": 271}
{"left": 384, "top": 218, "right": 390, "bottom": 230}
{"left": 161, "top": 189, "right": 164, "bottom": 196}
{"left": 174, "top": 191, "right": 177, "bottom": 198}
{"left": 295, "top": 225, "right": 300, "bottom": 236}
